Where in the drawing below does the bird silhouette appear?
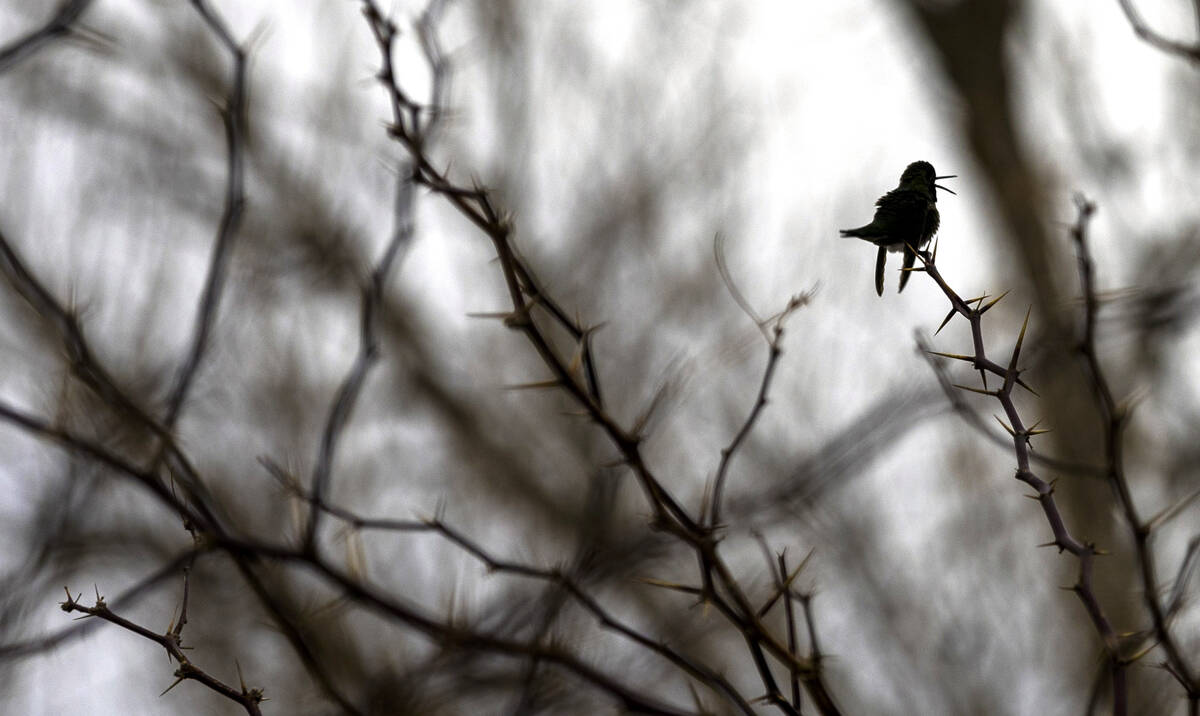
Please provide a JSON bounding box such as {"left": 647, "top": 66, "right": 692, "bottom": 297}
{"left": 840, "top": 161, "right": 955, "bottom": 296}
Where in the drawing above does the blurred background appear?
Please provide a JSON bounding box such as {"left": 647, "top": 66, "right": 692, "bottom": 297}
{"left": 1, "top": 0, "right": 1199, "bottom": 713}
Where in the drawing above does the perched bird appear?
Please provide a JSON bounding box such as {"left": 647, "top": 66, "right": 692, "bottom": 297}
{"left": 840, "top": 161, "right": 955, "bottom": 296}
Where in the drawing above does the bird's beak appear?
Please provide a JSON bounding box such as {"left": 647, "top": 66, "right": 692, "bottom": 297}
{"left": 934, "top": 174, "right": 956, "bottom": 195}
{"left": 934, "top": 184, "right": 956, "bottom": 195}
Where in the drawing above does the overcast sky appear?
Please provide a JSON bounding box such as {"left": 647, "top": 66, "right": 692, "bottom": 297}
{"left": 2, "top": 1, "right": 1199, "bottom": 713}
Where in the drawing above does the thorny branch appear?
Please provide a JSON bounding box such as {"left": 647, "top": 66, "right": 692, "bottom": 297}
{"left": 915, "top": 197, "right": 1200, "bottom": 714}
{"left": 59, "top": 583, "right": 265, "bottom": 716}
{"left": 194, "top": 533, "right": 697, "bottom": 716}
{"left": 0, "top": 221, "right": 226, "bottom": 538}
{"left": 0, "top": 2, "right": 839, "bottom": 711}
{"left": 165, "top": 5, "right": 372, "bottom": 711}
{"left": 753, "top": 535, "right": 822, "bottom": 713}
{"left": 0, "top": 549, "right": 200, "bottom": 661}
{"left": 913, "top": 242, "right": 1129, "bottom": 714}
{"left": 0, "top": 4, "right": 309, "bottom": 713}
{"left": 265, "top": 456, "right": 757, "bottom": 714}
{"left": 1, "top": 0, "right": 1195, "bottom": 711}
{"left": 358, "top": 2, "right": 841, "bottom": 712}
{"left": 0, "top": 1, "right": 847, "bottom": 712}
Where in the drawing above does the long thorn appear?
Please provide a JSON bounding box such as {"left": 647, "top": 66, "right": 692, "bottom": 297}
{"left": 935, "top": 307, "right": 957, "bottom": 335}
{"left": 1009, "top": 305, "right": 1033, "bottom": 371}
{"left": 503, "top": 380, "right": 561, "bottom": 390}
{"left": 979, "top": 289, "right": 1012, "bottom": 314}
{"left": 994, "top": 414, "right": 1015, "bottom": 436}
{"left": 926, "top": 350, "right": 976, "bottom": 363}
{"left": 953, "top": 383, "right": 999, "bottom": 396}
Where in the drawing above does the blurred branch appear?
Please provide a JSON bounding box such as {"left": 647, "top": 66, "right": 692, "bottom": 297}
{"left": 0, "top": 226, "right": 224, "bottom": 533}
{"left": 710, "top": 232, "right": 813, "bottom": 529}
{"left": 225, "top": 556, "right": 365, "bottom": 715}
{"left": 266, "top": 455, "right": 757, "bottom": 714}
{"left": 0, "top": 5, "right": 368, "bottom": 707}
{"left": 359, "top": 0, "right": 690, "bottom": 533}
{"left": 161, "top": 0, "right": 249, "bottom": 430}
{"left": 304, "top": 166, "right": 415, "bottom": 553}
{"left": 1166, "top": 536, "right": 1200, "bottom": 620}
{"left": 778, "top": 552, "right": 801, "bottom": 711}
{"left": 1069, "top": 196, "right": 1199, "bottom": 705}
{"left": 0, "top": 0, "right": 93, "bottom": 73}
{"left": 429, "top": 518, "right": 756, "bottom": 715}
{"left": 0, "top": 398, "right": 205, "bottom": 529}
{"left": 1116, "top": 0, "right": 1200, "bottom": 64}
{"left": 903, "top": 0, "right": 1051, "bottom": 289}
{"left": 736, "top": 384, "right": 940, "bottom": 521}
{"left": 216, "top": 537, "right": 694, "bottom": 716}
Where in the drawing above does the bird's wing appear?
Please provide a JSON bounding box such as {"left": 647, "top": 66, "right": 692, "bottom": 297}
{"left": 872, "top": 189, "right": 932, "bottom": 245}
{"left": 925, "top": 204, "right": 940, "bottom": 238}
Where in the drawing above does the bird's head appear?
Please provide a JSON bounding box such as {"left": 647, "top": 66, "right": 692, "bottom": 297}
{"left": 899, "top": 161, "right": 956, "bottom": 200}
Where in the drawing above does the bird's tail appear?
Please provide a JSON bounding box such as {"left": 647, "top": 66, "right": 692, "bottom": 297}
{"left": 874, "top": 247, "right": 886, "bottom": 297}
{"left": 840, "top": 228, "right": 865, "bottom": 238}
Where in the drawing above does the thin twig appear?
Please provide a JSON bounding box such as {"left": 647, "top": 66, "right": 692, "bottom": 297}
{"left": 430, "top": 518, "right": 757, "bottom": 715}
{"left": 162, "top": 0, "right": 249, "bottom": 430}
{"left": 0, "top": 0, "right": 93, "bottom": 73}
{"left": 60, "top": 586, "right": 265, "bottom": 715}
{"left": 0, "top": 227, "right": 224, "bottom": 532}
{"left": 1115, "top": 0, "right": 1200, "bottom": 64}
{"left": 778, "top": 552, "right": 802, "bottom": 710}
{"left": 263, "top": 454, "right": 757, "bottom": 714}
{"left": 305, "top": 166, "right": 415, "bottom": 553}
{"left": 1166, "top": 536, "right": 1200, "bottom": 619}
{"left": 215, "top": 538, "right": 695, "bottom": 716}
{"left": 710, "top": 233, "right": 812, "bottom": 528}
{"left": 0, "top": 398, "right": 205, "bottom": 528}
{"left": 0, "top": 549, "right": 199, "bottom": 661}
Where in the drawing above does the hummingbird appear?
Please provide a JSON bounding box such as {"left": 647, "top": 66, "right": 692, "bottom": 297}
{"left": 840, "top": 161, "right": 956, "bottom": 296}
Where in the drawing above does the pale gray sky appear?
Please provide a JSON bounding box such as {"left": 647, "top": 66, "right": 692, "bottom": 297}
{"left": 1, "top": 1, "right": 1198, "bottom": 714}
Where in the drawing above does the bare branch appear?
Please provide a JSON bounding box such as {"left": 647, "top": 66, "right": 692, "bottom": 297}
{"left": 305, "top": 169, "right": 416, "bottom": 552}
{"left": 709, "top": 283, "right": 811, "bottom": 526}
{"left": 1116, "top": 0, "right": 1200, "bottom": 64}
{"left": 60, "top": 586, "right": 265, "bottom": 715}
{"left": 914, "top": 223, "right": 1130, "bottom": 712}
{"left": 162, "top": 0, "right": 249, "bottom": 430}
{"left": 0, "top": 549, "right": 199, "bottom": 661}
{"left": 1069, "top": 195, "right": 1199, "bottom": 702}
{"left": 355, "top": 4, "right": 843, "bottom": 712}
{"left": 0, "top": 0, "right": 93, "bottom": 73}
